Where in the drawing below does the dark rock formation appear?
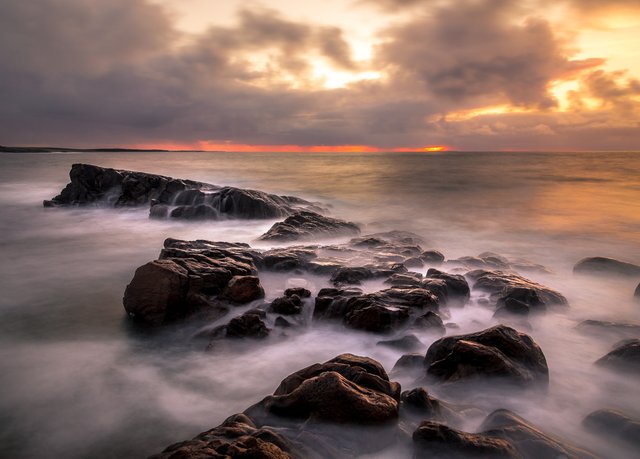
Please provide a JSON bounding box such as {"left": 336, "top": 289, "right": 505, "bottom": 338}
{"left": 424, "top": 325, "right": 549, "bottom": 387}
{"left": 392, "top": 353, "right": 425, "bottom": 373}
{"left": 413, "top": 421, "right": 519, "bottom": 459}
{"left": 269, "top": 295, "right": 303, "bottom": 315}
{"left": 259, "top": 211, "right": 360, "bottom": 241}
{"left": 577, "top": 319, "right": 640, "bottom": 336}
{"left": 480, "top": 409, "right": 597, "bottom": 459}
{"left": 400, "top": 388, "right": 464, "bottom": 426}
{"left": 150, "top": 413, "right": 297, "bottom": 459}
{"left": 314, "top": 286, "right": 439, "bottom": 333}
{"left": 226, "top": 311, "right": 270, "bottom": 339}
{"left": 574, "top": 257, "right": 640, "bottom": 277}
{"left": 413, "top": 311, "right": 446, "bottom": 334}
{"left": 446, "top": 253, "right": 550, "bottom": 274}
{"left": 421, "top": 250, "right": 445, "bottom": 264}
{"left": 595, "top": 338, "right": 640, "bottom": 373}
{"left": 246, "top": 353, "right": 400, "bottom": 426}
{"left": 224, "top": 276, "right": 265, "bottom": 304}
{"left": 377, "top": 334, "right": 423, "bottom": 351}
{"left": 330, "top": 264, "right": 408, "bottom": 286}
{"left": 583, "top": 409, "right": 640, "bottom": 451}
{"left": 424, "top": 269, "right": 471, "bottom": 306}
{"left": 494, "top": 298, "right": 530, "bottom": 318}
{"left": 467, "top": 269, "right": 567, "bottom": 310}
{"left": 284, "top": 287, "right": 311, "bottom": 298}
{"left": 44, "top": 163, "right": 319, "bottom": 220}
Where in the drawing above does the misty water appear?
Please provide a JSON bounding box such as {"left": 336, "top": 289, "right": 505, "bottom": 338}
{"left": 0, "top": 151, "right": 639, "bottom": 458}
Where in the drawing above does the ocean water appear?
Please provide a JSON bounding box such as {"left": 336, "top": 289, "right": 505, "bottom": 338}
{"left": 0, "top": 150, "right": 639, "bottom": 458}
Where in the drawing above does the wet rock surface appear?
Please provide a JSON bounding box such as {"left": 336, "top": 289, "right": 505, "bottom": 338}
{"left": 574, "top": 257, "right": 640, "bottom": 277}
{"left": 595, "top": 338, "right": 640, "bottom": 373}
{"left": 424, "top": 325, "right": 549, "bottom": 387}
{"left": 583, "top": 409, "right": 640, "bottom": 451}
{"left": 259, "top": 211, "right": 360, "bottom": 241}
{"left": 44, "top": 163, "right": 318, "bottom": 219}
{"left": 467, "top": 269, "right": 567, "bottom": 310}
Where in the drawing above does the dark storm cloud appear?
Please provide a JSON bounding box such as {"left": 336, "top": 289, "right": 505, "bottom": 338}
{"left": 376, "top": 0, "right": 575, "bottom": 109}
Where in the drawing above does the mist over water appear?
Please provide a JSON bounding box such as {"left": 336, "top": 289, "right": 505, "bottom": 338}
{"left": 0, "top": 151, "right": 639, "bottom": 458}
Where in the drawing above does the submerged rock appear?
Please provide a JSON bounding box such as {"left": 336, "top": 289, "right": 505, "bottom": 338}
{"left": 424, "top": 325, "right": 549, "bottom": 387}
{"left": 576, "top": 319, "right": 640, "bottom": 336}
{"left": 377, "top": 334, "right": 423, "bottom": 351}
{"left": 583, "top": 409, "right": 640, "bottom": 451}
{"left": 574, "top": 257, "right": 640, "bottom": 277}
{"left": 259, "top": 211, "right": 360, "bottom": 241}
{"left": 595, "top": 338, "right": 640, "bottom": 373}
{"left": 45, "top": 163, "right": 319, "bottom": 220}
{"left": 467, "top": 269, "right": 567, "bottom": 310}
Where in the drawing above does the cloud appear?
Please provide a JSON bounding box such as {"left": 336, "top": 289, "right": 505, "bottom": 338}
{"left": 0, "top": 0, "right": 638, "bottom": 150}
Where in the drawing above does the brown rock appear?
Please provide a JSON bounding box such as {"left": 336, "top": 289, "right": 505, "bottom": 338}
{"left": 224, "top": 276, "right": 265, "bottom": 304}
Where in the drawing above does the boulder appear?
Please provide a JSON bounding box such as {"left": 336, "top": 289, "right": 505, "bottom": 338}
{"left": 330, "top": 264, "right": 407, "bottom": 286}
{"left": 413, "top": 311, "right": 446, "bottom": 334}
{"left": 392, "top": 353, "right": 425, "bottom": 373}
{"left": 223, "top": 310, "right": 270, "bottom": 339}
{"left": 424, "top": 269, "right": 470, "bottom": 305}
{"left": 224, "top": 276, "right": 265, "bottom": 304}
{"left": 494, "top": 298, "right": 530, "bottom": 318}
{"left": 259, "top": 211, "right": 360, "bottom": 241}
{"left": 413, "top": 421, "right": 519, "bottom": 459}
{"left": 466, "top": 269, "right": 567, "bottom": 310}
{"left": 284, "top": 287, "right": 311, "bottom": 298}
{"left": 377, "top": 334, "right": 423, "bottom": 351}
{"left": 421, "top": 250, "right": 445, "bottom": 264}
{"left": 269, "top": 295, "right": 303, "bottom": 315}
{"left": 122, "top": 259, "right": 190, "bottom": 326}
{"left": 246, "top": 354, "right": 400, "bottom": 426}
{"left": 583, "top": 409, "right": 640, "bottom": 451}
{"left": 574, "top": 257, "right": 640, "bottom": 277}
{"left": 424, "top": 325, "right": 549, "bottom": 387}
{"left": 149, "top": 413, "right": 297, "bottom": 459}
{"left": 400, "top": 388, "right": 463, "bottom": 426}
{"left": 595, "top": 338, "right": 640, "bottom": 373}
{"left": 480, "top": 409, "right": 597, "bottom": 459}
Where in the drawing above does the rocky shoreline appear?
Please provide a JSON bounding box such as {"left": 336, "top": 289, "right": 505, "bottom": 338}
{"left": 44, "top": 165, "right": 640, "bottom": 458}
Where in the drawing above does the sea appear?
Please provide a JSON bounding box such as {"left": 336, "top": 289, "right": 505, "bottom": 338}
{"left": 0, "top": 150, "right": 639, "bottom": 458}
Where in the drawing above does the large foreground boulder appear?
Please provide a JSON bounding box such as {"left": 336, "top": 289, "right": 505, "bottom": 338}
{"left": 574, "top": 257, "right": 640, "bottom": 277}
{"left": 259, "top": 211, "right": 360, "bottom": 241}
{"left": 424, "top": 325, "right": 549, "bottom": 388}
{"left": 44, "top": 163, "right": 319, "bottom": 219}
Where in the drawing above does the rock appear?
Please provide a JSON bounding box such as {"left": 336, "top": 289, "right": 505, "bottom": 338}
{"left": 275, "top": 316, "right": 293, "bottom": 328}
{"left": 467, "top": 269, "right": 567, "bottom": 309}
{"left": 45, "top": 163, "right": 319, "bottom": 219}
{"left": 577, "top": 319, "right": 640, "bottom": 336}
{"left": 246, "top": 354, "right": 400, "bottom": 426}
{"left": 413, "top": 311, "right": 446, "bottom": 334}
{"left": 574, "top": 257, "right": 640, "bottom": 277}
{"left": 583, "top": 409, "right": 640, "bottom": 451}
{"left": 330, "top": 264, "right": 407, "bottom": 286}
{"left": 122, "top": 259, "right": 190, "bottom": 326}
{"left": 480, "top": 409, "right": 597, "bottom": 459}
{"left": 404, "top": 257, "right": 424, "bottom": 268}
{"left": 595, "top": 338, "right": 640, "bottom": 373}
{"left": 224, "top": 276, "right": 265, "bottom": 304}
{"left": 424, "top": 269, "right": 470, "bottom": 306}
{"left": 392, "top": 353, "right": 425, "bottom": 372}
{"left": 150, "top": 413, "right": 298, "bottom": 459}
{"left": 377, "top": 334, "right": 423, "bottom": 351}
{"left": 225, "top": 311, "right": 270, "bottom": 339}
{"left": 284, "top": 287, "right": 311, "bottom": 298}
{"left": 400, "top": 388, "right": 463, "bottom": 426}
{"left": 494, "top": 298, "right": 530, "bottom": 318}
{"left": 421, "top": 250, "right": 445, "bottom": 264}
{"left": 314, "top": 286, "right": 439, "bottom": 333}
{"left": 385, "top": 272, "right": 423, "bottom": 288}
{"left": 424, "top": 325, "right": 549, "bottom": 387}
{"left": 412, "top": 421, "right": 519, "bottom": 459}
{"left": 262, "top": 247, "right": 318, "bottom": 272}
{"left": 269, "top": 295, "right": 303, "bottom": 315}
{"left": 635, "top": 283, "right": 640, "bottom": 297}
{"left": 259, "top": 211, "right": 360, "bottom": 241}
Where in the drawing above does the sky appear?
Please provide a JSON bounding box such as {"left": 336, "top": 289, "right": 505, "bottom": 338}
{"left": 1, "top": 0, "right": 640, "bottom": 151}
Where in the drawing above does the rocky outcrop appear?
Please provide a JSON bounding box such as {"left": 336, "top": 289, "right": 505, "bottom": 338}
{"left": 330, "top": 264, "right": 408, "bottom": 285}
{"left": 224, "top": 276, "right": 265, "bottom": 304}
{"left": 595, "top": 338, "right": 640, "bottom": 373}
{"left": 583, "top": 409, "right": 640, "bottom": 451}
{"left": 421, "top": 250, "right": 445, "bottom": 264}
{"left": 413, "top": 421, "right": 520, "bottom": 459}
{"left": 44, "top": 163, "right": 319, "bottom": 219}
{"left": 269, "top": 295, "right": 304, "bottom": 315}
{"left": 314, "top": 286, "right": 440, "bottom": 333}
{"left": 446, "top": 252, "right": 550, "bottom": 274}
{"left": 574, "top": 257, "right": 640, "bottom": 277}
{"left": 150, "top": 413, "right": 298, "bottom": 459}
{"left": 576, "top": 319, "right": 640, "bottom": 337}
{"left": 479, "top": 409, "right": 597, "bottom": 459}
{"left": 423, "top": 325, "right": 549, "bottom": 387}
{"left": 466, "top": 269, "right": 567, "bottom": 311}
{"left": 259, "top": 211, "right": 360, "bottom": 241}
{"left": 424, "top": 269, "right": 470, "bottom": 306}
